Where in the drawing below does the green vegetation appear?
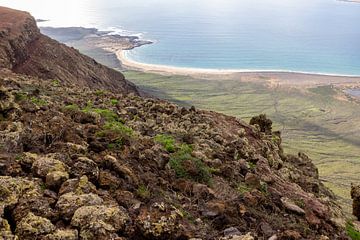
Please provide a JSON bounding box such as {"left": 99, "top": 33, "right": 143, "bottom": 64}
{"left": 52, "top": 79, "right": 60, "bottom": 87}
{"left": 124, "top": 70, "right": 360, "bottom": 212}
{"left": 30, "top": 97, "right": 47, "bottom": 106}
{"left": 95, "top": 90, "right": 106, "bottom": 96}
{"left": 63, "top": 104, "right": 79, "bottom": 111}
{"left": 110, "top": 99, "right": 119, "bottom": 105}
{"left": 82, "top": 103, "right": 133, "bottom": 148}
{"left": 259, "top": 182, "right": 269, "bottom": 195}
{"left": 14, "top": 92, "right": 27, "bottom": 101}
{"left": 237, "top": 183, "right": 251, "bottom": 195}
{"left": 169, "top": 144, "right": 211, "bottom": 184}
{"left": 346, "top": 222, "right": 360, "bottom": 240}
{"left": 136, "top": 185, "right": 151, "bottom": 199}
{"left": 155, "top": 134, "right": 176, "bottom": 152}
{"left": 103, "top": 121, "right": 133, "bottom": 136}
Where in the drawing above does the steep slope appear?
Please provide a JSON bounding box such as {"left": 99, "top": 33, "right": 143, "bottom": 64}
{"left": 0, "top": 6, "right": 356, "bottom": 240}
{"left": 0, "top": 68, "right": 350, "bottom": 239}
{"left": 0, "top": 6, "right": 138, "bottom": 94}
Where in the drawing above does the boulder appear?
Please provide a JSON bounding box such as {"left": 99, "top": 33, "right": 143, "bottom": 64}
{"left": 46, "top": 171, "right": 69, "bottom": 189}
{"left": 71, "top": 205, "right": 129, "bottom": 239}
{"left": 71, "top": 157, "right": 99, "bottom": 182}
{"left": 281, "top": 197, "right": 305, "bottom": 215}
{"left": 59, "top": 176, "right": 97, "bottom": 195}
{"left": 32, "top": 156, "right": 68, "bottom": 178}
{"left": 56, "top": 192, "right": 103, "bottom": 221}
{"left": 15, "top": 212, "right": 55, "bottom": 239}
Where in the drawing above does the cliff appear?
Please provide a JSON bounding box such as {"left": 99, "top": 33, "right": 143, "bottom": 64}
{"left": 0, "top": 7, "right": 138, "bottom": 94}
{"left": 0, "top": 6, "right": 355, "bottom": 240}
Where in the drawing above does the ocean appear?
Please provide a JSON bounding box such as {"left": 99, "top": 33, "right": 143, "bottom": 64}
{"left": 1, "top": 0, "right": 360, "bottom": 75}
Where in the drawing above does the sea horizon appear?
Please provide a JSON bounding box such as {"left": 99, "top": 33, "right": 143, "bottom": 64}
{"left": 1, "top": 0, "right": 360, "bottom": 76}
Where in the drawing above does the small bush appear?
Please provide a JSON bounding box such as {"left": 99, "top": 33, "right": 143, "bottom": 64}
{"left": 155, "top": 134, "right": 176, "bottom": 152}
{"left": 250, "top": 114, "right": 272, "bottom": 134}
{"left": 52, "top": 79, "right": 60, "bottom": 86}
{"left": 63, "top": 104, "right": 79, "bottom": 111}
{"left": 237, "top": 183, "right": 251, "bottom": 195}
{"left": 30, "top": 97, "right": 47, "bottom": 106}
{"left": 347, "top": 222, "right": 360, "bottom": 240}
{"left": 95, "top": 90, "right": 105, "bottom": 96}
{"left": 14, "top": 92, "right": 27, "bottom": 101}
{"left": 136, "top": 185, "right": 151, "bottom": 199}
{"left": 169, "top": 144, "right": 211, "bottom": 184}
{"left": 110, "top": 99, "right": 119, "bottom": 105}
{"left": 103, "top": 121, "right": 133, "bottom": 136}
{"left": 107, "top": 139, "right": 123, "bottom": 150}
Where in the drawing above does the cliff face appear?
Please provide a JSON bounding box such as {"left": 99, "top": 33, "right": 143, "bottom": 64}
{"left": 0, "top": 7, "right": 138, "bottom": 94}
{"left": 0, "top": 6, "right": 353, "bottom": 240}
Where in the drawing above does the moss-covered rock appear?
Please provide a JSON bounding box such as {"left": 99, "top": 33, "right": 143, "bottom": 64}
{"left": 15, "top": 212, "right": 55, "bottom": 239}
{"left": 32, "top": 156, "right": 68, "bottom": 178}
{"left": 43, "top": 229, "right": 78, "bottom": 240}
{"left": 71, "top": 205, "right": 129, "bottom": 239}
{"left": 56, "top": 192, "right": 103, "bottom": 221}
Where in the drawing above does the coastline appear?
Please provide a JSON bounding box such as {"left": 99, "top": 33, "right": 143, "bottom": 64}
{"left": 114, "top": 50, "right": 360, "bottom": 89}
{"left": 116, "top": 49, "right": 360, "bottom": 78}
{"left": 41, "top": 26, "right": 360, "bottom": 87}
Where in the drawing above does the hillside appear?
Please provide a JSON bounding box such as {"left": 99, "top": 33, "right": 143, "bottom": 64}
{"left": 0, "top": 6, "right": 357, "bottom": 240}
{"left": 0, "top": 7, "right": 138, "bottom": 94}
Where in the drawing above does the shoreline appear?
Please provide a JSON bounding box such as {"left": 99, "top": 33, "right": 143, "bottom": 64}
{"left": 116, "top": 49, "right": 360, "bottom": 78}
{"left": 41, "top": 25, "right": 360, "bottom": 86}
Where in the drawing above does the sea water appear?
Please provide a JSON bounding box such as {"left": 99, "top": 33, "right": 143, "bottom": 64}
{"left": 1, "top": 0, "right": 360, "bottom": 75}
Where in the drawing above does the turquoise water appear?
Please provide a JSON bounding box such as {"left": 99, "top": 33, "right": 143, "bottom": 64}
{"left": 1, "top": 0, "right": 360, "bottom": 75}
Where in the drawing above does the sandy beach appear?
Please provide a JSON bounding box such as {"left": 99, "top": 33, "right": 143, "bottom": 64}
{"left": 41, "top": 26, "right": 360, "bottom": 88}
{"left": 113, "top": 49, "right": 360, "bottom": 88}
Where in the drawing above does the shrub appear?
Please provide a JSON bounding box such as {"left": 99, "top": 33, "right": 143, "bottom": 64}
{"left": 14, "top": 92, "right": 27, "bottom": 101}
{"left": 30, "top": 97, "right": 47, "bottom": 106}
{"left": 155, "top": 134, "right": 176, "bottom": 152}
{"left": 250, "top": 114, "right": 272, "bottom": 134}
{"left": 136, "top": 185, "right": 151, "bottom": 199}
{"left": 52, "top": 79, "right": 60, "bottom": 86}
{"left": 103, "top": 121, "right": 133, "bottom": 136}
{"left": 110, "top": 99, "right": 119, "bottom": 105}
{"left": 169, "top": 144, "right": 211, "bottom": 184}
{"left": 237, "top": 183, "right": 251, "bottom": 195}
{"left": 347, "top": 222, "right": 360, "bottom": 240}
{"left": 63, "top": 104, "right": 79, "bottom": 111}
{"left": 95, "top": 90, "right": 105, "bottom": 96}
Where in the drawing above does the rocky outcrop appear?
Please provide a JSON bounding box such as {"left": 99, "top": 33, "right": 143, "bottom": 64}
{"left": 0, "top": 69, "right": 351, "bottom": 239}
{"left": 351, "top": 184, "right": 360, "bottom": 220}
{"left": 0, "top": 6, "right": 138, "bottom": 94}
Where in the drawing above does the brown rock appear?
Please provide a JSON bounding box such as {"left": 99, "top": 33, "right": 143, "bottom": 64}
{"left": 351, "top": 184, "right": 360, "bottom": 220}
{"left": 244, "top": 173, "right": 261, "bottom": 189}
{"left": 280, "top": 197, "right": 305, "bottom": 215}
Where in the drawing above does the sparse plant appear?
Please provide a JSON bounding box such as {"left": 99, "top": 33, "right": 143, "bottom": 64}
{"left": 136, "top": 185, "right": 151, "bottom": 199}
{"left": 52, "top": 79, "right": 60, "bottom": 86}
{"left": 14, "top": 92, "right": 27, "bottom": 101}
{"left": 63, "top": 104, "right": 79, "bottom": 111}
{"left": 30, "top": 97, "right": 47, "bottom": 106}
{"left": 110, "top": 99, "right": 119, "bottom": 105}
{"left": 346, "top": 221, "right": 360, "bottom": 240}
{"left": 260, "top": 182, "right": 269, "bottom": 195}
{"left": 237, "top": 183, "right": 251, "bottom": 195}
{"left": 95, "top": 90, "right": 105, "bottom": 96}
{"left": 155, "top": 134, "right": 176, "bottom": 152}
{"left": 169, "top": 144, "right": 211, "bottom": 184}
